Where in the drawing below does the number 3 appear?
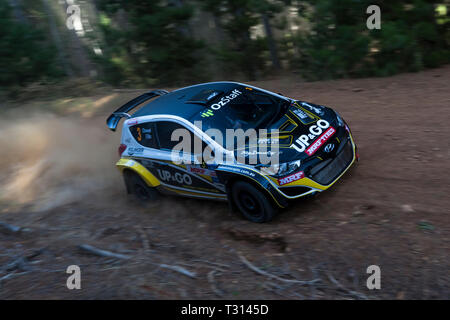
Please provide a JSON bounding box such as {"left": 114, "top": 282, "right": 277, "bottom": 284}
{"left": 137, "top": 127, "right": 142, "bottom": 141}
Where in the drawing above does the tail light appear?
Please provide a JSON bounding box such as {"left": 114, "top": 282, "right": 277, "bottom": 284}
{"left": 118, "top": 144, "right": 127, "bottom": 157}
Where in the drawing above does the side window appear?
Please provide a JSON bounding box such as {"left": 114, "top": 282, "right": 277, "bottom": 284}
{"left": 155, "top": 121, "right": 208, "bottom": 154}
{"left": 129, "top": 122, "right": 157, "bottom": 148}
{"left": 155, "top": 121, "right": 186, "bottom": 150}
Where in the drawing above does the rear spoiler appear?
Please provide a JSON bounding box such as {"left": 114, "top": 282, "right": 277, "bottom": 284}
{"left": 106, "top": 89, "right": 169, "bottom": 131}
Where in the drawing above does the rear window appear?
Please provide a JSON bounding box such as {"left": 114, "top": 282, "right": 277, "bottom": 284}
{"left": 154, "top": 121, "right": 185, "bottom": 150}
{"left": 129, "top": 122, "right": 157, "bottom": 148}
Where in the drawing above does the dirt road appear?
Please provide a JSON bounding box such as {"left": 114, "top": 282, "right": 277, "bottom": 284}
{"left": 0, "top": 67, "right": 449, "bottom": 299}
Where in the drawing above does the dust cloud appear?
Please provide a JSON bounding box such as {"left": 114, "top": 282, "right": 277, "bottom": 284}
{"left": 0, "top": 113, "right": 123, "bottom": 211}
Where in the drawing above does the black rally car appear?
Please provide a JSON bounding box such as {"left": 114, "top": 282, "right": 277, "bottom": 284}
{"left": 107, "top": 82, "right": 357, "bottom": 222}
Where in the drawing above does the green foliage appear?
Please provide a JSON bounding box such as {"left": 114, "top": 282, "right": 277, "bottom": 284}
{"left": 293, "top": 0, "right": 371, "bottom": 80}
{"left": 96, "top": 0, "right": 205, "bottom": 86}
{"left": 200, "top": 0, "right": 272, "bottom": 80}
{"left": 0, "top": 1, "right": 60, "bottom": 88}
{"left": 295, "top": 0, "right": 449, "bottom": 80}
{"left": 1, "top": 0, "right": 448, "bottom": 90}
{"left": 370, "top": 1, "right": 446, "bottom": 75}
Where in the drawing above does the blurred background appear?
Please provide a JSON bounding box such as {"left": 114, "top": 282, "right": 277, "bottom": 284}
{"left": 0, "top": 0, "right": 449, "bottom": 96}
{"left": 0, "top": 0, "right": 449, "bottom": 300}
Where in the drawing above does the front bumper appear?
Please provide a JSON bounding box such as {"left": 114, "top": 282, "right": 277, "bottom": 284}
{"left": 275, "top": 134, "right": 357, "bottom": 199}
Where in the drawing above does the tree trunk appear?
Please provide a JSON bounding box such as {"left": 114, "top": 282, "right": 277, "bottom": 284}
{"left": 7, "top": 0, "right": 26, "bottom": 24}
{"left": 212, "top": 14, "right": 226, "bottom": 44}
{"left": 234, "top": 7, "right": 256, "bottom": 80}
{"left": 261, "top": 13, "right": 281, "bottom": 70}
{"left": 42, "top": 0, "right": 73, "bottom": 77}
{"left": 60, "top": 0, "right": 94, "bottom": 77}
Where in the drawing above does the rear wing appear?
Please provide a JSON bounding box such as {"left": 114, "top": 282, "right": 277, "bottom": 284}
{"left": 106, "top": 89, "right": 169, "bottom": 131}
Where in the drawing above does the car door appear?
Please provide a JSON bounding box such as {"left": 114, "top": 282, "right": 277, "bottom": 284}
{"left": 144, "top": 120, "right": 226, "bottom": 197}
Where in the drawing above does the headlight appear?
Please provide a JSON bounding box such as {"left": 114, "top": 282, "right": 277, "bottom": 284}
{"left": 334, "top": 110, "right": 352, "bottom": 134}
{"left": 260, "top": 160, "right": 301, "bottom": 177}
{"left": 334, "top": 110, "right": 345, "bottom": 127}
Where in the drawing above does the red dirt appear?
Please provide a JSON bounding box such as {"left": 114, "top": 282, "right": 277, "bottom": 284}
{"left": 0, "top": 66, "right": 449, "bottom": 299}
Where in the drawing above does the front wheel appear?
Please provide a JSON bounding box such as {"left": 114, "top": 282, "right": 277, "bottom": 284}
{"left": 231, "top": 181, "right": 277, "bottom": 223}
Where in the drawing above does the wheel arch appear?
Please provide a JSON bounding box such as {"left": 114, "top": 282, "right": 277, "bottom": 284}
{"left": 116, "top": 158, "right": 160, "bottom": 188}
{"left": 225, "top": 175, "right": 286, "bottom": 209}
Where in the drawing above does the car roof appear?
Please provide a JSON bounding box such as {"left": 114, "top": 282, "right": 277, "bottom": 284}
{"left": 131, "top": 82, "right": 242, "bottom": 121}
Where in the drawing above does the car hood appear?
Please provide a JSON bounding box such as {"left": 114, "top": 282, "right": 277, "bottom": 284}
{"left": 233, "top": 101, "right": 345, "bottom": 166}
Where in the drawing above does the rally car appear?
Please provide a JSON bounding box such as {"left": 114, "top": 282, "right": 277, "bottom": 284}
{"left": 106, "top": 82, "right": 358, "bottom": 222}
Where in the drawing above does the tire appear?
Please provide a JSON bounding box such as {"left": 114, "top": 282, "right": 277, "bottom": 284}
{"left": 231, "top": 181, "right": 277, "bottom": 223}
{"left": 124, "top": 171, "right": 159, "bottom": 202}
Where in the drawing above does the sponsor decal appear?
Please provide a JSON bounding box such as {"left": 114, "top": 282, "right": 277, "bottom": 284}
{"left": 126, "top": 160, "right": 136, "bottom": 167}
{"left": 186, "top": 165, "right": 217, "bottom": 177}
{"left": 301, "top": 102, "right": 324, "bottom": 116}
{"left": 292, "top": 108, "right": 311, "bottom": 120}
{"left": 257, "top": 138, "right": 279, "bottom": 144}
{"left": 157, "top": 169, "right": 193, "bottom": 185}
{"left": 239, "top": 150, "right": 277, "bottom": 156}
{"left": 278, "top": 171, "right": 305, "bottom": 186}
{"left": 292, "top": 107, "right": 316, "bottom": 125}
{"left": 127, "top": 119, "right": 138, "bottom": 126}
{"left": 210, "top": 89, "right": 242, "bottom": 111}
{"left": 290, "top": 120, "right": 334, "bottom": 154}
{"left": 201, "top": 109, "right": 214, "bottom": 118}
{"left": 305, "top": 127, "right": 336, "bottom": 156}
{"left": 128, "top": 147, "right": 144, "bottom": 155}
{"left": 222, "top": 166, "right": 256, "bottom": 177}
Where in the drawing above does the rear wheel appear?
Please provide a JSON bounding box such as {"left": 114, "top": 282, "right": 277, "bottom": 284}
{"left": 124, "top": 171, "right": 159, "bottom": 202}
{"left": 231, "top": 181, "right": 277, "bottom": 223}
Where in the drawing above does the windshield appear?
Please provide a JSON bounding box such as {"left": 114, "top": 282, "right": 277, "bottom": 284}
{"left": 191, "top": 86, "right": 289, "bottom": 148}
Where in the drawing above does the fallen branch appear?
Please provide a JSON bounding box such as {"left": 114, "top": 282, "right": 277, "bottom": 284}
{"left": 326, "top": 272, "right": 368, "bottom": 300}
{"left": 308, "top": 265, "right": 322, "bottom": 299}
{"left": 262, "top": 281, "right": 287, "bottom": 297}
{"left": 0, "top": 221, "right": 21, "bottom": 234}
{"left": 262, "top": 282, "right": 305, "bottom": 299}
{"left": 4, "top": 257, "right": 29, "bottom": 272}
{"left": 239, "top": 254, "right": 320, "bottom": 285}
{"left": 292, "top": 291, "right": 306, "bottom": 299}
{"left": 178, "top": 261, "right": 226, "bottom": 274}
{"left": 2, "top": 248, "right": 45, "bottom": 273}
{"left": 78, "top": 244, "right": 131, "bottom": 260}
{"left": 192, "top": 259, "right": 230, "bottom": 269}
{"left": 0, "top": 271, "right": 30, "bottom": 283}
{"left": 207, "top": 270, "right": 224, "bottom": 297}
{"left": 159, "top": 264, "right": 197, "bottom": 279}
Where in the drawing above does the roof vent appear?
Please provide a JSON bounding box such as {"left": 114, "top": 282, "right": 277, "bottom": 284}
{"left": 186, "top": 89, "right": 223, "bottom": 105}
